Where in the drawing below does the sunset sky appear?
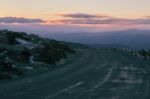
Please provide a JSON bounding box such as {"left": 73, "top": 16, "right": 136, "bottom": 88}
{"left": 0, "top": 0, "right": 150, "bottom": 32}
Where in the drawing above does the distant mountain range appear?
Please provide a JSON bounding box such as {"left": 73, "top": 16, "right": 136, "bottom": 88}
{"left": 42, "top": 29, "right": 150, "bottom": 49}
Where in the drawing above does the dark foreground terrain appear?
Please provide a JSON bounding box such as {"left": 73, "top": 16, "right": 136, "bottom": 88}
{"left": 0, "top": 49, "right": 150, "bottom": 99}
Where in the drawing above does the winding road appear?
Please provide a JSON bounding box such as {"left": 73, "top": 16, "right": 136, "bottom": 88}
{"left": 0, "top": 49, "right": 150, "bottom": 99}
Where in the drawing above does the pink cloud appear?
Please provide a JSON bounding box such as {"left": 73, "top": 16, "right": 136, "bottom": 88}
{"left": 0, "top": 13, "right": 150, "bottom": 32}
{"left": 52, "top": 13, "right": 150, "bottom": 26}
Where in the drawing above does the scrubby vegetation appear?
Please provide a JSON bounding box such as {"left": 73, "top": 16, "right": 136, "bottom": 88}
{"left": 137, "top": 49, "right": 150, "bottom": 60}
{"left": 0, "top": 30, "right": 75, "bottom": 79}
{"left": 32, "top": 40, "right": 75, "bottom": 64}
{"left": 0, "top": 56, "right": 23, "bottom": 79}
{"left": 109, "top": 47, "right": 150, "bottom": 61}
{"left": 0, "top": 30, "right": 41, "bottom": 44}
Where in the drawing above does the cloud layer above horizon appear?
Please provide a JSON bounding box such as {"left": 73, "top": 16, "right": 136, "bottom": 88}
{"left": 1, "top": 13, "right": 150, "bottom": 25}
{"left": 0, "top": 13, "right": 150, "bottom": 32}
{"left": 53, "top": 13, "right": 150, "bottom": 26}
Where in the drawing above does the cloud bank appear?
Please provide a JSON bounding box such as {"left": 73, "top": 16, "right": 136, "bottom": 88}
{"left": 53, "top": 13, "right": 150, "bottom": 26}
{"left": 0, "top": 14, "right": 150, "bottom": 26}
{"left": 59, "top": 13, "right": 107, "bottom": 19}
{"left": 0, "top": 13, "right": 150, "bottom": 32}
{"left": 0, "top": 17, "right": 45, "bottom": 23}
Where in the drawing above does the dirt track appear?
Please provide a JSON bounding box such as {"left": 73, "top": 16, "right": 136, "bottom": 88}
{"left": 0, "top": 49, "right": 150, "bottom": 99}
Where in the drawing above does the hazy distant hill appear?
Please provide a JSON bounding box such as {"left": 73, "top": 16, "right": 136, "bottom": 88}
{"left": 44, "top": 29, "right": 150, "bottom": 49}
{"left": 89, "top": 44, "right": 130, "bottom": 49}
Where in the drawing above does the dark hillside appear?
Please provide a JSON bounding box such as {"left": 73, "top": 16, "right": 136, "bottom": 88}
{"left": 0, "top": 30, "right": 75, "bottom": 79}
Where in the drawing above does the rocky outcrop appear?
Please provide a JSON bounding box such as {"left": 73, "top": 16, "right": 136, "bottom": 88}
{"left": 0, "top": 56, "right": 23, "bottom": 79}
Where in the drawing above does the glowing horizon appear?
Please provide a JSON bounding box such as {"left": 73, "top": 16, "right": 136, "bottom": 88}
{"left": 0, "top": 0, "right": 150, "bottom": 32}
